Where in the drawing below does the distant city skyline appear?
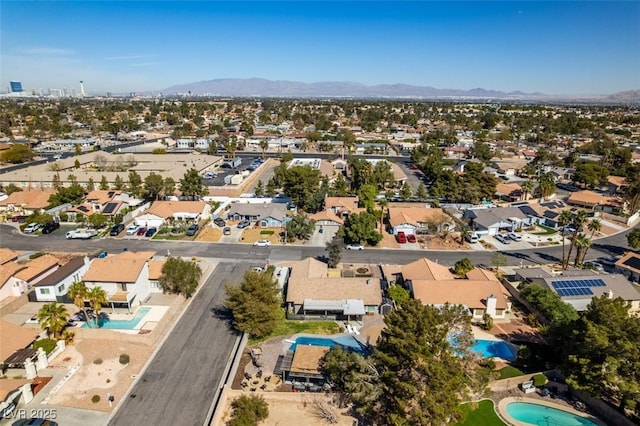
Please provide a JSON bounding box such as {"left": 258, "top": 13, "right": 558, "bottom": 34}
{"left": 1, "top": 1, "right": 639, "bottom": 96}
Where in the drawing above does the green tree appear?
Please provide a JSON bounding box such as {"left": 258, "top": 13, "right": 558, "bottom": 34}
{"left": 285, "top": 214, "right": 315, "bottom": 242}
{"left": 227, "top": 394, "right": 269, "bottom": 426}
{"left": 453, "top": 258, "right": 474, "bottom": 276}
{"left": 114, "top": 175, "right": 124, "bottom": 190}
{"left": 628, "top": 228, "right": 640, "bottom": 250}
{"left": 574, "top": 234, "right": 591, "bottom": 266}
{"left": 1, "top": 144, "right": 34, "bottom": 164}
{"left": 159, "top": 257, "right": 202, "bottom": 298}
{"left": 561, "top": 296, "right": 640, "bottom": 412}
{"left": 282, "top": 166, "right": 320, "bottom": 210}
{"left": 537, "top": 172, "right": 556, "bottom": 199}
{"left": 359, "top": 300, "right": 476, "bottom": 425}
{"left": 74, "top": 159, "right": 81, "bottom": 169}
{"left": 471, "top": 139, "right": 493, "bottom": 163}
{"left": 320, "top": 346, "right": 379, "bottom": 406}
{"left": 388, "top": 285, "right": 410, "bottom": 306}
{"left": 86, "top": 177, "right": 95, "bottom": 191}
{"left": 565, "top": 210, "right": 589, "bottom": 270}
{"left": 144, "top": 172, "right": 164, "bottom": 200}
{"left": 331, "top": 174, "right": 350, "bottom": 197}
{"left": 87, "top": 213, "right": 108, "bottom": 229}
{"left": 371, "top": 160, "right": 394, "bottom": 190}
{"left": 357, "top": 183, "right": 378, "bottom": 211}
{"left": 343, "top": 212, "right": 382, "bottom": 246}
{"left": 74, "top": 143, "right": 82, "bottom": 156}
{"left": 127, "top": 170, "right": 143, "bottom": 198}
{"left": 224, "top": 269, "right": 281, "bottom": 338}
{"left": 520, "top": 284, "right": 578, "bottom": 325}
{"left": 348, "top": 157, "right": 373, "bottom": 189}
{"left": 399, "top": 182, "right": 413, "bottom": 200}
{"left": 179, "top": 168, "right": 207, "bottom": 199}
{"left": 37, "top": 302, "right": 69, "bottom": 339}
{"left": 521, "top": 180, "right": 534, "bottom": 200}
{"left": 99, "top": 175, "right": 109, "bottom": 190}
{"left": 66, "top": 281, "right": 90, "bottom": 328}
{"left": 48, "top": 183, "right": 85, "bottom": 207}
{"left": 162, "top": 177, "right": 176, "bottom": 198}
{"left": 2, "top": 183, "right": 22, "bottom": 195}
{"left": 482, "top": 313, "right": 494, "bottom": 331}
{"left": 259, "top": 140, "right": 268, "bottom": 159}
{"left": 254, "top": 180, "right": 264, "bottom": 197}
{"left": 87, "top": 286, "right": 108, "bottom": 328}
{"left": 325, "top": 235, "right": 343, "bottom": 268}
{"left": 415, "top": 183, "right": 427, "bottom": 200}
{"left": 265, "top": 178, "right": 276, "bottom": 197}
{"left": 491, "top": 252, "right": 507, "bottom": 270}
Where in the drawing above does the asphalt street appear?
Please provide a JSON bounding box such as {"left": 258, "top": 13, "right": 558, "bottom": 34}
{"left": 108, "top": 261, "right": 245, "bottom": 426}
{"left": 0, "top": 224, "right": 634, "bottom": 267}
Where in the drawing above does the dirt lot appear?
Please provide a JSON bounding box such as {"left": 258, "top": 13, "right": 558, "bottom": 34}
{"left": 422, "top": 233, "right": 470, "bottom": 250}
{"left": 217, "top": 390, "right": 356, "bottom": 426}
{"left": 240, "top": 227, "right": 282, "bottom": 244}
{"left": 196, "top": 226, "right": 223, "bottom": 242}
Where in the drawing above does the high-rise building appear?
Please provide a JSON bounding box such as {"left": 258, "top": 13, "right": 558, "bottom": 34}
{"left": 10, "top": 81, "right": 23, "bottom": 93}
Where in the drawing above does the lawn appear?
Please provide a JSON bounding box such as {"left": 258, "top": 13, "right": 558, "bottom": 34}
{"left": 533, "top": 224, "right": 558, "bottom": 235}
{"left": 248, "top": 312, "right": 340, "bottom": 344}
{"left": 498, "top": 365, "right": 524, "bottom": 379}
{"left": 455, "top": 400, "right": 505, "bottom": 426}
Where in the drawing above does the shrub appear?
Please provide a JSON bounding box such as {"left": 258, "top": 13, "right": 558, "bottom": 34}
{"left": 91, "top": 395, "right": 100, "bottom": 403}
{"left": 29, "top": 252, "right": 45, "bottom": 260}
{"left": 93, "top": 358, "right": 103, "bottom": 365}
{"left": 228, "top": 394, "right": 269, "bottom": 426}
{"left": 532, "top": 373, "right": 548, "bottom": 387}
{"left": 119, "top": 354, "right": 130, "bottom": 364}
{"left": 260, "top": 230, "right": 275, "bottom": 235}
{"left": 59, "top": 213, "right": 69, "bottom": 222}
{"left": 33, "top": 338, "right": 57, "bottom": 354}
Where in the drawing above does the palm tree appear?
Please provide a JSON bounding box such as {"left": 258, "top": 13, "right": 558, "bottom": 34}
{"left": 87, "top": 286, "right": 108, "bottom": 328}
{"left": 459, "top": 225, "right": 471, "bottom": 246}
{"left": 558, "top": 210, "right": 573, "bottom": 269}
{"left": 37, "top": 302, "right": 69, "bottom": 339}
{"left": 521, "top": 180, "right": 534, "bottom": 201}
{"left": 587, "top": 218, "right": 602, "bottom": 239}
{"left": 565, "top": 210, "right": 589, "bottom": 269}
{"left": 574, "top": 234, "right": 591, "bottom": 266}
{"left": 67, "top": 281, "right": 89, "bottom": 327}
{"left": 259, "top": 140, "right": 268, "bottom": 160}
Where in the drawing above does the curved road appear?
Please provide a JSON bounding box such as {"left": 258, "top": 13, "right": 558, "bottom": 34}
{"left": 0, "top": 223, "right": 634, "bottom": 267}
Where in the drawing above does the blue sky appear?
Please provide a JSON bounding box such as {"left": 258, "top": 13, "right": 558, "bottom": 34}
{"left": 1, "top": 1, "right": 639, "bottom": 95}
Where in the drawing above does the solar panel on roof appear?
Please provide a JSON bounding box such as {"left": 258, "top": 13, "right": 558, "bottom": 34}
{"left": 103, "top": 202, "right": 118, "bottom": 214}
{"left": 622, "top": 257, "right": 640, "bottom": 271}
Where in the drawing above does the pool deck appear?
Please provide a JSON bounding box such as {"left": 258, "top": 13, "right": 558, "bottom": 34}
{"left": 497, "top": 397, "right": 608, "bottom": 426}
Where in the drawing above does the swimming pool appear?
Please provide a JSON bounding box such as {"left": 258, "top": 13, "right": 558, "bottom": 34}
{"left": 288, "top": 335, "right": 367, "bottom": 355}
{"left": 469, "top": 339, "right": 517, "bottom": 361}
{"left": 82, "top": 307, "right": 151, "bottom": 329}
{"left": 506, "top": 401, "right": 600, "bottom": 426}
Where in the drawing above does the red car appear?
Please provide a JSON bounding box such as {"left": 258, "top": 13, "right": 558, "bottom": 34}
{"left": 407, "top": 234, "right": 417, "bottom": 243}
{"left": 409, "top": 164, "right": 419, "bottom": 170}
{"left": 396, "top": 231, "right": 407, "bottom": 243}
{"left": 136, "top": 227, "right": 147, "bottom": 236}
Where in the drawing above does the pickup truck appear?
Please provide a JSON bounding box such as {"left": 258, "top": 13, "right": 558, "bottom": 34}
{"left": 65, "top": 229, "right": 98, "bottom": 240}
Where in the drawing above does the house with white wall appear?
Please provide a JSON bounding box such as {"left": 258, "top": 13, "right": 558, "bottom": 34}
{"left": 82, "top": 251, "right": 156, "bottom": 312}
{"left": 32, "top": 257, "right": 90, "bottom": 302}
{"left": 134, "top": 201, "right": 210, "bottom": 229}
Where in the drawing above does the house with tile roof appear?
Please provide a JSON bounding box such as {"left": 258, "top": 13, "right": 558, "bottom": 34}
{"left": 286, "top": 258, "right": 383, "bottom": 320}
{"left": 0, "top": 189, "right": 55, "bottom": 216}
{"left": 0, "top": 248, "right": 19, "bottom": 265}
{"left": 0, "top": 319, "right": 40, "bottom": 369}
{"left": 0, "top": 263, "right": 28, "bottom": 302}
{"left": 495, "top": 182, "right": 524, "bottom": 202}
{"left": 394, "top": 259, "right": 510, "bottom": 319}
{"left": 1, "top": 255, "right": 62, "bottom": 301}
{"left": 567, "top": 190, "right": 624, "bottom": 213}
{"left": 82, "top": 251, "right": 157, "bottom": 311}
{"left": 387, "top": 207, "right": 454, "bottom": 236}
{"left": 134, "top": 200, "right": 210, "bottom": 229}
{"left": 308, "top": 210, "right": 343, "bottom": 240}
{"left": 615, "top": 252, "right": 640, "bottom": 283}
{"left": 464, "top": 206, "right": 532, "bottom": 236}
{"left": 324, "top": 196, "right": 359, "bottom": 220}
{"left": 32, "top": 256, "right": 90, "bottom": 302}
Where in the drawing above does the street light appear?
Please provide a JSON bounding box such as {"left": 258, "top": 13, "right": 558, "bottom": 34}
{"left": 283, "top": 216, "right": 287, "bottom": 244}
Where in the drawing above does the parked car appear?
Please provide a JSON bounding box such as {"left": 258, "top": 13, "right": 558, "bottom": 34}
{"left": 494, "top": 234, "right": 511, "bottom": 244}
{"left": 12, "top": 215, "right": 28, "bottom": 223}
{"left": 396, "top": 231, "right": 407, "bottom": 243}
{"left": 346, "top": 243, "right": 364, "bottom": 250}
{"left": 596, "top": 256, "right": 618, "bottom": 266}
{"left": 214, "top": 218, "right": 226, "bottom": 227}
{"left": 507, "top": 232, "right": 522, "bottom": 241}
{"left": 223, "top": 226, "right": 232, "bottom": 235}
{"left": 110, "top": 223, "right": 125, "bottom": 236}
{"left": 465, "top": 232, "right": 480, "bottom": 243}
{"left": 407, "top": 234, "right": 417, "bottom": 243}
{"left": 185, "top": 224, "right": 199, "bottom": 236}
{"left": 583, "top": 261, "right": 605, "bottom": 271}
{"left": 145, "top": 227, "right": 157, "bottom": 237}
{"left": 237, "top": 220, "right": 251, "bottom": 229}
{"left": 41, "top": 221, "right": 60, "bottom": 234}
{"left": 125, "top": 223, "right": 139, "bottom": 235}
{"left": 23, "top": 223, "right": 40, "bottom": 234}
{"left": 253, "top": 240, "right": 271, "bottom": 247}
{"left": 136, "top": 227, "right": 147, "bottom": 236}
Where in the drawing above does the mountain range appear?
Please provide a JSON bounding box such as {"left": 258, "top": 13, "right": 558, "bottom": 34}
{"left": 157, "top": 78, "right": 640, "bottom": 103}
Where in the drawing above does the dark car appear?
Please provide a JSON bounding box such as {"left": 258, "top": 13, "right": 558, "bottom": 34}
{"left": 41, "top": 221, "right": 60, "bottom": 234}
{"left": 145, "top": 227, "right": 157, "bottom": 237}
{"left": 110, "top": 223, "right": 125, "bottom": 236}
{"left": 11, "top": 215, "right": 28, "bottom": 223}
{"left": 214, "top": 218, "right": 226, "bottom": 227}
{"left": 237, "top": 220, "right": 251, "bottom": 229}
{"left": 136, "top": 227, "right": 147, "bottom": 236}
{"left": 185, "top": 224, "right": 199, "bottom": 236}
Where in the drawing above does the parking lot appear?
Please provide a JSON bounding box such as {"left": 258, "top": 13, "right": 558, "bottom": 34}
{"left": 203, "top": 157, "right": 266, "bottom": 187}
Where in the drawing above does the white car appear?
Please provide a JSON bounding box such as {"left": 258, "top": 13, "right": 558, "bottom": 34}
{"left": 494, "top": 234, "right": 511, "bottom": 244}
{"left": 253, "top": 240, "right": 271, "bottom": 247}
{"left": 125, "top": 223, "right": 139, "bottom": 235}
{"left": 507, "top": 232, "right": 522, "bottom": 241}
{"left": 23, "top": 223, "right": 40, "bottom": 234}
{"left": 346, "top": 244, "right": 364, "bottom": 250}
